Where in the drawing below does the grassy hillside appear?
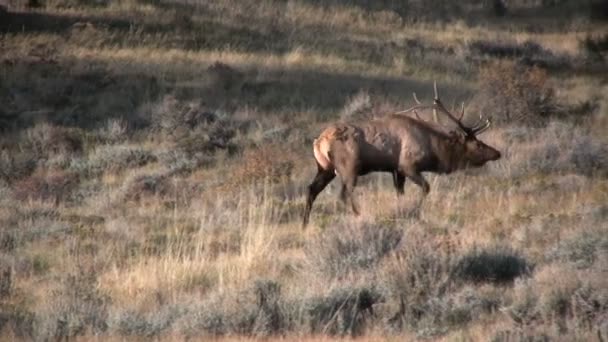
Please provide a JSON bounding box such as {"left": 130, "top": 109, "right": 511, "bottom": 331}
{"left": 1, "top": 0, "right": 608, "bottom": 340}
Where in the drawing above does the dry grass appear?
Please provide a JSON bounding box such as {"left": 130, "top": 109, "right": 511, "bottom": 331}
{"left": 1, "top": 0, "right": 607, "bottom": 340}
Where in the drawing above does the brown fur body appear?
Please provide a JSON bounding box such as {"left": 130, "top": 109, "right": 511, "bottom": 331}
{"left": 302, "top": 114, "right": 501, "bottom": 227}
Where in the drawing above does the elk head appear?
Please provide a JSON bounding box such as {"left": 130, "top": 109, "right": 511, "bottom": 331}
{"left": 399, "top": 82, "right": 502, "bottom": 168}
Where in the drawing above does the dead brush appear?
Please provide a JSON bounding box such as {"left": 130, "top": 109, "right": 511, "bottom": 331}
{"left": 475, "top": 60, "right": 559, "bottom": 125}
{"left": 217, "top": 145, "right": 295, "bottom": 194}
{"left": 12, "top": 169, "right": 79, "bottom": 203}
{"left": 23, "top": 123, "right": 83, "bottom": 158}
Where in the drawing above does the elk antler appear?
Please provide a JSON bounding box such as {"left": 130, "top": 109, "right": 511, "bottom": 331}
{"left": 430, "top": 82, "right": 491, "bottom": 136}
{"left": 394, "top": 91, "right": 440, "bottom": 122}
{"left": 395, "top": 82, "right": 491, "bottom": 135}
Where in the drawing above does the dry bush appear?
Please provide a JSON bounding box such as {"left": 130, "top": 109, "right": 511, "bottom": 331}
{"left": 148, "top": 95, "right": 218, "bottom": 137}
{"left": 147, "top": 62, "right": 245, "bottom": 136}
{"left": 306, "top": 222, "right": 402, "bottom": 279}
{"left": 340, "top": 90, "right": 372, "bottom": 121}
{"left": 381, "top": 231, "right": 455, "bottom": 334}
{"left": 35, "top": 269, "right": 109, "bottom": 340}
{"left": 298, "top": 284, "right": 381, "bottom": 336}
{"left": 79, "top": 144, "right": 157, "bottom": 176}
{"left": 502, "top": 263, "right": 608, "bottom": 338}
{"left": 174, "top": 123, "right": 237, "bottom": 157}
{"left": 147, "top": 95, "right": 244, "bottom": 159}
{"left": 119, "top": 171, "right": 171, "bottom": 202}
{"left": 500, "top": 122, "right": 608, "bottom": 177}
{"left": 23, "top": 123, "right": 83, "bottom": 158}
{"left": 155, "top": 149, "right": 207, "bottom": 175}
{"left": 176, "top": 280, "right": 381, "bottom": 337}
{"left": 221, "top": 145, "right": 295, "bottom": 192}
{"left": 0, "top": 149, "right": 36, "bottom": 182}
{"left": 475, "top": 61, "right": 559, "bottom": 125}
{"left": 547, "top": 226, "right": 608, "bottom": 269}
{"left": 98, "top": 118, "right": 128, "bottom": 144}
{"left": 172, "top": 279, "right": 288, "bottom": 338}
{"left": 111, "top": 306, "right": 183, "bottom": 338}
{"left": 12, "top": 169, "right": 79, "bottom": 203}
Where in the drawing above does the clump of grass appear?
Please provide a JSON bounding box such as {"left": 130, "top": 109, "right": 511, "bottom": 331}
{"left": 306, "top": 222, "right": 402, "bottom": 278}
{"left": 381, "top": 231, "right": 454, "bottom": 333}
{"left": 226, "top": 145, "right": 295, "bottom": 190}
{"left": 499, "top": 121, "right": 608, "bottom": 177}
{"left": 148, "top": 95, "right": 218, "bottom": 137}
{"left": 22, "top": 123, "right": 83, "bottom": 158}
{"left": 547, "top": 227, "right": 608, "bottom": 269}
{"left": 79, "top": 144, "right": 157, "bottom": 176}
{"left": 98, "top": 118, "right": 128, "bottom": 144}
{"left": 173, "top": 279, "right": 287, "bottom": 337}
{"left": 340, "top": 90, "right": 372, "bottom": 121}
{"left": 0, "top": 149, "right": 36, "bottom": 182}
{"left": 35, "top": 269, "right": 109, "bottom": 340}
{"left": 155, "top": 149, "right": 207, "bottom": 175}
{"left": 453, "top": 246, "right": 531, "bottom": 284}
{"left": 299, "top": 284, "right": 382, "bottom": 336}
{"left": 111, "top": 306, "right": 183, "bottom": 338}
{"left": 119, "top": 171, "right": 171, "bottom": 202}
{"left": 12, "top": 169, "right": 79, "bottom": 203}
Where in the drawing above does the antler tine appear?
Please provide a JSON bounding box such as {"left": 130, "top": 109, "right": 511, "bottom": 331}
{"left": 432, "top": 81, "right": 439, "bottom": 123}
{"left": 472, "top": 119, "right": 491, "bottom": 135}
{"left": 412, "top": 92, "right": 422, "bottom": 104}
{"left": 470, "top": 112, "right": 484, "bottom": 130}
{"left": 431, "top": 83, "right": 469, "bottom": 133}
{"left": 393, "top": 103, "right": 436, "bottom": 115}
{"left": 458, "top": 102, "right": 465, "bottom": 121}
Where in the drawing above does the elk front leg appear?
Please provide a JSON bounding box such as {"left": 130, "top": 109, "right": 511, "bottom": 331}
{"left": 402, "top": 168, "right": 430, "bottom": 211}
{"left": 339, "top": 177, "right": 359, "bottom": 216}
{"left": 302, "top": 168, "right": 336, "bottom": 228}
{"left": 336, "top": 167, "right": 360, "bottom": 216}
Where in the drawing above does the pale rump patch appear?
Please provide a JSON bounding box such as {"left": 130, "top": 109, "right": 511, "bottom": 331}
{"left": 313, "top": 137, "right": 332, "bottom": 170}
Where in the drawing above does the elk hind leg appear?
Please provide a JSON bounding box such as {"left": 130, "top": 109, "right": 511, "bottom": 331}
{"left": 393, "top": 171, "right": 406, "bottom": 196}
{"left": 302, "top": 168, "right": 336, "bottom": 228}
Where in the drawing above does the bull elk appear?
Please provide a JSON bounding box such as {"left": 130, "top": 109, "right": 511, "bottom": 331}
{"left": 302, "top": 83, "right": 501, "bottom": 228}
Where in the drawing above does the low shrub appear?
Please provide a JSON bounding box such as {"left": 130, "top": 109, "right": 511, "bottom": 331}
{"left": 22, "top": 123, "right": 83, "bottom": 158}
{"left": 0, "top": 149, "right": 36, "bottom": 182}
{"left": 382, "top": 232, "right": 454, "bottom": 333}
{"left": 300, "top": 285, "right": 382, "bottom": 336}
{"left": 503, "top": 121, "right": 608, "bottom": 177}
{"left": 341, "top": 90, "right": 372, "bottom": 121}
{"left": 74, "top": 145, "right": 157, "bottom": 176}
{"left": 35, "top": 269, "right": 109, "bottom": 340}
{"left": 306, "top": 222, "right": 402, "bottom": 278}
{"left": 475, "top": 60, "right": 559, "bottom": 125}
{"left": 12, "top": 169, "right": 79, "bottom": 203}
{"left": 547, "top": 227, "right": 608, "bottom": 269}
{"left": 120, "top": 171, "right": 171, "bottom": 202}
